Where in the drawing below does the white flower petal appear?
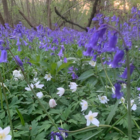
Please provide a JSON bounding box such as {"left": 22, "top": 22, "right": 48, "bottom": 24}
{"left": 86, "top": 120, "right": 91, "bottom": 126}
{"left": 92, "top": 118, "right": 99, "bottom": 127}
{"left": 92, "top": 113, "right": 98, "bottom": 117}
{"left": 5, "top": 135, "right": 12, "bottom": 140}
{"left": 3, "top": 126, "right": 10, "bottom": 135}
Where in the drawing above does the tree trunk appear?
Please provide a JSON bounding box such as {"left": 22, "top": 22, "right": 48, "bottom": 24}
{"left": 20, "top": 0, "right": 25, "bottom": 12}
{"left": 87, "top": 0, "right": 99, "bottom": 27}
{"left": 46, "top": 0, "right": 52, "bottom": 29}
{"left": 2, "top": 0, "right": 10, "bottom": 24}
{"left": 0, "top": 12, "right": 6, "bottom": 28}
{"left": 26, "top": 0, "right": 30, "bottom": 20}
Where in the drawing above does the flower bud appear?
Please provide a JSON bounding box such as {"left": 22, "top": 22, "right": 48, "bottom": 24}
{"left": 49, "top": 99, "right": 57, "bottom": 108}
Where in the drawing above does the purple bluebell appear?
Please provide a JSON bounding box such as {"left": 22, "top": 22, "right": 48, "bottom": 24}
{"left": 23, "top": 40, "right": 28, "bottom": 46}
{"left": 110, "top": 50, "right": 124, "bottom": 68}
{"left": 90, "top": 31, "right": 100, "bottom": 47}
{"left": 131, "top": 7, "right": 137, "bottom": 14}
{"left": 58, "top": 49, "right": 63, "bottom": 58}
{"left": 92, "top": 54, "right": 97, "bottom": 61}
{"left": 71, "top": 72, "right": 78, "bottom": 79}
{"left": 64, "top": 57, "right": 67, "bottom": 63}
{"left": 112, "top": 83, "right": 123, "bottom": 99}
{"left": 137, "top": 87, "right": 140, "bottom": 91}
{"left": 68, "top": 66, "right": 74, "bottom": 72}
{"left": 14, "top": 55, "right": 23, "bottom": 67}
{"left": 104, "top": 17, "right": 110, "bottom": 22}
{"left": 0, "top": 50, "right": 8, "bottom": 63}
{"left": 0, "top": 40, "right": 4, "bottom": 45}
{"left": 16, "top": 38, "right": 21, "bottom": 46}
{"left": 97, "top": 24, "right": 107, "bottom": 38}
{"left": 104, "top": 32, "right": 117, "bottom": 52}
{"left": 50, "top": 128, "right": 68, "bottom": 140}
{"left": 120, "top": 64, "right": 135, "bottom": 79}
{"left": 111, "top": 15, "right": 117, "bottom": 22}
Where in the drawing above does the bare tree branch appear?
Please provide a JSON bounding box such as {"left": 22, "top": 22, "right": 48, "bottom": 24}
{"left": 18, "top": 10, "right": 37, "bottom": 31}
{"left": 87, "top": 0, "right": 99, "bottom": 27}
{"left": 54, "top": 7, "right": 87, "bottom": 32}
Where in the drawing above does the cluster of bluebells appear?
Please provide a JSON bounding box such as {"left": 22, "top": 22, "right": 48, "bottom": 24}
{"left": 68, "top": 66, "right": 78, "bottom": 79}
{"left": 50, "top": 128, "right": 68, "bottom": 140}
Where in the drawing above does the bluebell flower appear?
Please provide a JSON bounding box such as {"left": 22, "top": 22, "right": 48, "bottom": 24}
{"left": 131, "top": 7, "right": 137, "bottom": 14}
{"left": 50, "top": 128, "right": 68, "bottom": 140}
{"left": 112, "top": 83, "right": 123, "bottom": 99}
{"left": 14, "top": 55, "right": 23, "bottom": 67}
{"left": 90, "top": 31, "right": 100, "bottom": 47}
{"left": 0, "top": 50, "right": 8, "bottom": 63}
{"left": 104, "top": 32, "right": 117, "bottom": 52}
{"left": 63, "top": 57, "right": 67, "bottom": 63}
{"left": 16, "top": 38, "right": 21, "bottom": 46}
{"left": 71, "top": 72, "right": 78, "bottom": 79}
{"left": 58, "top": 49, "right": 63, "bottom": 58}
{"left": 110, "top": 50, "right": 124, "bottom": 68}
{"left": 120, "top": 63, "right": 135, "bottom": 79}
{"left": 97, "top": 24, "right": 107, "bottom": 38}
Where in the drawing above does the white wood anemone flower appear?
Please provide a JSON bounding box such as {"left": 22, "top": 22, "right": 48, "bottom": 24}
{"left": 98, "top": 95, "right": 109, "bottom": 104}
{"left": 36, "top": 92, "right": 43, "bottom": 99}
{"left": 89, "top": 61, "right": 96, "bottom": 67}
{"left": 57, "top": 87, "right": 65, "bottom": 97}
{"left": 119, "top": 97, "right": 125, "bottom": 104}
{"left": 69, "top": 82, "right": 78, "bottom": 92}
{"left": 85, "top": 111, "right": 100, "bottom": 126}
{"left": 131, "top": 100, "right": 137, "bottom": 111}
{"left": 122, "top": 83, "right": 126, "bottom": 88}
{"left": 0, "top": 126, "right": 11, "bottom": 140}
{"left": 13, "top": 70, "right": 24, "bottom": 80}
{"left": 25, "top": 81, "right": 44, "bottom": 91}
{"left": 80, "top": 100, "right": 88, "bottom": 111}
{"left": 44, "top": 73, "right": 52, "bottom": 81}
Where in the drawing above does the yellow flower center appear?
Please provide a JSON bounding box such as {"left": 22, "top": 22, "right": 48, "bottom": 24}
{"left": 88, "top": 115, "right": 94, "bottom": 121}
{"left": 0, "top": 133, "right": 6, "bottom": 139}
{"left": 84, "top": 104, "right": 87, "bottom": 107}
{"left": 101, "top": 97, "right": 105, "bottom": 100}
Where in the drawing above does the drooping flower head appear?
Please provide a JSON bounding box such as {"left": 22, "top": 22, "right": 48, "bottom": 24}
{"left": 50, "top": 128, "right": 68, "bottom": 140}
{"left": 49, "top": 99, "right": 57, "bottom": 108}
{"left": 14, "top": 55, "right": 23, "bottom": 67}
{"left": 110, "top": 50, "right": 124, "bottom": 68}
{"left": 112, "top": 83, "right": 123, "bottom": 99}
{"left": 120, "top": 63, "right": 135, "bottom": 79}
{"left": 0, "top": 50, "right": 8, "bottom": 63}
{"left": 104, "top": 31, "right": 118, "bottom": 52}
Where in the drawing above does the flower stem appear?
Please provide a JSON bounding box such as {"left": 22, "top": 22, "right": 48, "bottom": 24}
{"left": 0, "top": 73, "right": 14, "bottom": 139}
{"left": 100, "top": 56, "right": 114, "bottom": 87}
{"left": 107, "top": 24, "right": 132, "bottom": 140}
{"left": 125, "top": 44, "right": 132, "bottom": 140}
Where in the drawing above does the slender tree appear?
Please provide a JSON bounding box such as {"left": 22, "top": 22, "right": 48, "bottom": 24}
{"left": 2, "top": 0, "right": 10, "bottom": 24}
{"left": 46, "top": 0, "right": 52, "bottom": 29}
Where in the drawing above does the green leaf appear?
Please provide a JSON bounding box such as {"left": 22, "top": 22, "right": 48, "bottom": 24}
{"left": 57, "top": 62, "right": 72, "bottom": 73}
{"left": 77, "top": 49, "right": 82, "bottom": 57}
{"left": 78, "top": 69, "right": 94, "bottom": 81}
{"left": 16, "top": 108, "right": 25, "bottom": 126}
{"left": 106, "top": 100, "right": 120, "bottom": 124}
